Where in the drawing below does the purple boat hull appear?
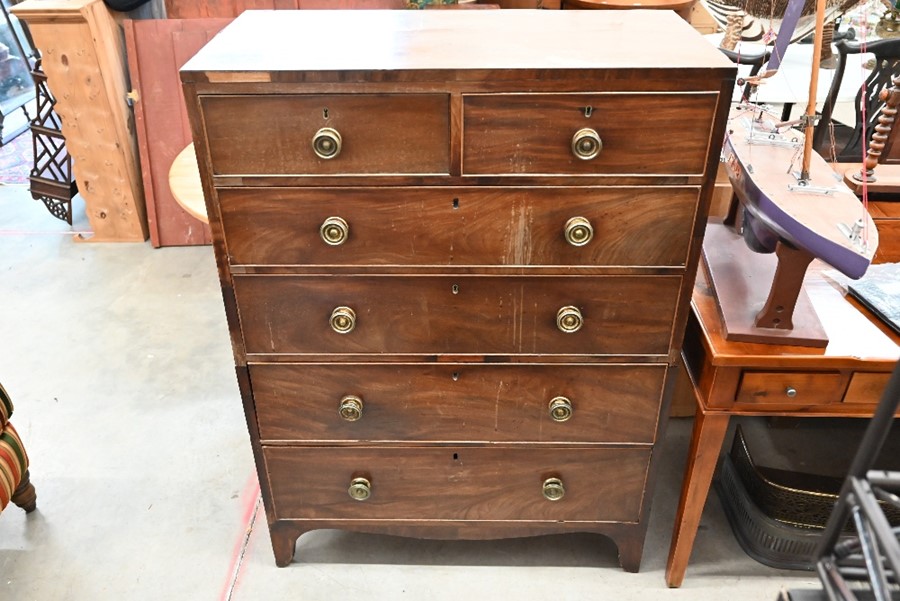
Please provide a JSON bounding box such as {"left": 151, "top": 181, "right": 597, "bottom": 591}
{"left": 721, "top": 110, "right": 878, "bottom": 281}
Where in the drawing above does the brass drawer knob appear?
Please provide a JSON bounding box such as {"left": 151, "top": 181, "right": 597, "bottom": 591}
{"left": 785, "top": 386, "right": 798, "bottom": 398}
{"left": 330, "top": 306, "right": 356, "bottom": 334}
{"left": 542, "top": 477, "right": 565, "bottom": 501}
{"left": 339, "top": 395, "right": 364, "bottom": 421}
{"left": 320, "top": 216, "right": 349, "bottom": 246}
{"left": 564, "top": 216, "right": 593, "bottom": 246}
{"left": 348, "top": 477, "right": 371, "bottom": 501}
{"left": 571, "top": 128, "right": 602, "bottom": 160}
{"left": 312, "top": 127, "right": 342, "bottom": 160}
{"left": 556, "top": 306, "right": 583, "bottom": 333}
{"left": 549, "top": 396, "right": 573, "bottom": 422}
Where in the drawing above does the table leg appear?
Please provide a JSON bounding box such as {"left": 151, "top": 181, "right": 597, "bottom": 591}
{"left": 665, "top": 407, "right": 730, "bottom": 588}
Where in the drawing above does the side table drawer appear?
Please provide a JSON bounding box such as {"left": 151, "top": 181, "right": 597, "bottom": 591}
{"left": 250, "top": 363, "right": 667, "bottom": 443}
{"left": 219, "top": 186, "right": 700, "bottom": 267}
{"left": 735, "top": 371, "right": 844, "bottom": 406}
{"left": 462, "top": 93, "right": 718, "bottom": 175}
{"left": 264, "top": 446, "right": 650, "bottom": 522}
{"left": 233, "top": 274, "right": 681, "bottom": 356}
{"left": 844, "top": 372, "right": 892, "bottom": 405}
{"left": 201, "top": 94, "right": 450, "bottom": 176}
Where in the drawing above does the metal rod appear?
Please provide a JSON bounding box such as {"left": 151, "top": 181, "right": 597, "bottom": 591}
{"left": 815, "top": 362, "right": 900, "bottom": 558}
{"left": 850, "top": 502, "right": 892, "bottom": 601}
{"left": 801, "top": 0, "right": 828, "bottom": 180}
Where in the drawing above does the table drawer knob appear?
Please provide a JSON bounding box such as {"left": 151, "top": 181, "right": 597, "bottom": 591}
{"left": 564, "top": 216, "right": 594, "bottom": 246}
{"left": 339, "top": 395, "right": 364, "bottom": 421}
{"left": 785, "top": 386, "right": 797, "bottom": 398}
{"left": 571, "top": 127, "right": 602, "bottom": 160}
{"left": 348, "top": 477, "right": 371, "bottom": 501}
{"left": 312, "top": 127, "right": 342, "bottom": 160}
{"left": 330, "top": 306, "right": 357, "bottom": 334}
{"left": 320, "top": 216, "right": 349, "bottom": 246}
{"left": 549, "top": 396, "right": 573, "bottom": 422}
{"left": 556, "top": 306, "right": 583, "bottom": 333}
{"left": 542, "top": 477, "right": 565, "bottom": 501}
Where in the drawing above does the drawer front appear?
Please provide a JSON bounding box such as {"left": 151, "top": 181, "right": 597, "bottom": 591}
{"left": 462, "top": 93, "right": 718, "bottom": 175}
{"left": 219, "top": 186, "right": 699, "bottom": 267}
{"left": 233, "top": 275, "right": 681, "bottom": 356}
{"left": 264, "top": 446, "right": 649, "bottom": 522}
{"left": 201, "top": 94, "right": 450, "bottom": 176}
{"left": 250, "top": 363, "right": 666, "bottom": 443}
{"left": 735, "top": 371, "right": 845, "bottom": 405}
{"left": 844, "top": 372, "right": 892, "bottom": 405}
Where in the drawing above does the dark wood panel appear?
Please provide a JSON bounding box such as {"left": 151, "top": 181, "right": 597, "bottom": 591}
{"left": 201, "top": 94, "right": 450, "bottom": 175}
{"left": 250, "top": 363, "right": 667, "bottom": 443}
{"left": 125, "top": 19, "right": 228, "bottom": 247}
{"left": 462, "top": 93, "right": 718, "bottom": 175}
{"left": 219, "top": 186, "right": 699, "bottom": 267}
{"left": 264, "top": 445, "right": 650, "bottom": 521}
{"left": 233, "top": 274, "right": 682, "bottom": 356}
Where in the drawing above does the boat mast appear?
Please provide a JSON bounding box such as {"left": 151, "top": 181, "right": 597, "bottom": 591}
{"left": 800, "top": 0, "right": 828, "bottom": 181}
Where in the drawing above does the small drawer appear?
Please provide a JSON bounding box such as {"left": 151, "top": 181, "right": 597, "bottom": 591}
{"left": 264, "top": 446, "right": 650, "bottom": 522}
{"left": 218, "top": 186, "right": 699, "bottom": 267}
{"left": 844, "top": 372, "right": 892, "bottom": 405}
{"left": 462, "top": 93, "right": 718, "bottom": 175}
{"left": 250, "top": 363, "right": 667, "bottom": 443}
{"left": 201, "top": 94, "right": 450, "bottom": 176}
{"left": 735, "top": 371, "right": 845, "bottom": 406}
{"left": 233, "top": 274, "right": 681, "bottom": 356}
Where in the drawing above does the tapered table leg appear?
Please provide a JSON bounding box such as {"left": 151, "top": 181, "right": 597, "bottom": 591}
{"left": 665, "top": 408, "right": 730, "bottom": 588}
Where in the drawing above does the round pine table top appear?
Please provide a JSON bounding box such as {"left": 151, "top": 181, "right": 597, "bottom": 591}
{"left": 168, "top": 143, "right": 208, "bottom": 224}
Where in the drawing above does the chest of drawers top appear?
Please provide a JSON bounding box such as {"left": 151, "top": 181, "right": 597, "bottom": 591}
{"left": 181, "top": 9, "right": 732, "bottom": 84}
{"left": 182, "top": 11, "right": 733, "bottom": 184}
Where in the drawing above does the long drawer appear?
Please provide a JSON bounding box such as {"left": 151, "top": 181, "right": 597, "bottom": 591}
{"left": 264, "top": 446, "right": 650, "bottom": 522}
{"left": 218, "top": 186, "right": 700, "bottom": 267}
{"left": 462, "top": 93, "right": 718, "bottom": 175}
{"left": 233, "top": 274, "right": 682, "bottom": 356}
{"left": 250, "top": 363, "right": 667, "bottom": 443}
{"left": 201, "top": 94, "right": 450, "bottom": 176}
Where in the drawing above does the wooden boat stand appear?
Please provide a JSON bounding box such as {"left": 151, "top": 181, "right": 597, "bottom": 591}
{"left": 702, "top": 205, "right": 829, "bottom": 349}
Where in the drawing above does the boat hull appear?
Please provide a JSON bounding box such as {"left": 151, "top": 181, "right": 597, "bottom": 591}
{"left": 722, "top": 106, "right": 878, "bottom": 280}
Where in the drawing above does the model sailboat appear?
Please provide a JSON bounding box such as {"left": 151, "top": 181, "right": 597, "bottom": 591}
{"left": 712, "top": 0, "right": 879, "bottom": 346}
{"left": 723, "top": 0, "right": 878, "bottom": 278}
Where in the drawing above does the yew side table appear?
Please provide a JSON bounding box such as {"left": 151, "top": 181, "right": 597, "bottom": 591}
{"left": 666, "top": 254, "right": 900, "bottom": 587}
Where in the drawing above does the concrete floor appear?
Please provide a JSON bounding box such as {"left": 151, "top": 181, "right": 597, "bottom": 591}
{"left": 0, "top": 185, "right": 830, "bottom": 600}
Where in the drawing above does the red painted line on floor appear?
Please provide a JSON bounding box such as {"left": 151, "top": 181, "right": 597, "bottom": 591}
{"left": 219, "top": 472, "right": 262, "bottom": 601}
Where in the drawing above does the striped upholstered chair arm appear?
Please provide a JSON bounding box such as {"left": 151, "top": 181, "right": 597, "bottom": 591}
{"left": 0, "top": 383, "right": 35, "bottom": 513}
{"left": 0, "top": 422, "right": 30, "bottom": 512}
{"left": 0, "top": 382, "right": 12, "bottom": 428}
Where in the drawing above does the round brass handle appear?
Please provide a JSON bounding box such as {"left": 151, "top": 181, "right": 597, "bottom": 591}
{"left": 571, "top": 128, "right": 602, "bottom": 160}
{"left": 542, "top": 477, "right": 565, "bottom": 501}
{"left": 348, "top": 477, "right": 371, "bottom": 501}
{"left": 564, "top": 216, "right": 594, "bottom": 247}
{"left": 549, "top": 396, "right": 573, "bottom": 422}
{"left": 320, "top": 216, "right": 349, "bottom": 246}
{"left": 312, "top": 127, "right": 342, "bottom": 160}
{"left": 339, "top": 395, "right": 364, "bottom": 421}
{"left": 556, "top": 306, "right": 583, "bottom": 333}
{"left": 330, "top": 306, "right": 356, "bottom": 334}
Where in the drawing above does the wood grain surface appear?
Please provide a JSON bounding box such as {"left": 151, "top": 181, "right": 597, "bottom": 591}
{"left": 233, "top": 274, "right": 681, "bottom": 356}
{"left": 264, "top": 445, "right": 650, "bottom": 522}
{"left": 250, "top": 362, "right": 666, "bottom": 443}
{"left": 218, "top": 186, "right": 700, "bottom": 267}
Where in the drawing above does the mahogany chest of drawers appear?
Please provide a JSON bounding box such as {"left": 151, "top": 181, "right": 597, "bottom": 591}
{"left": 181, "top": 9, "right": 734, "bottom": 571}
